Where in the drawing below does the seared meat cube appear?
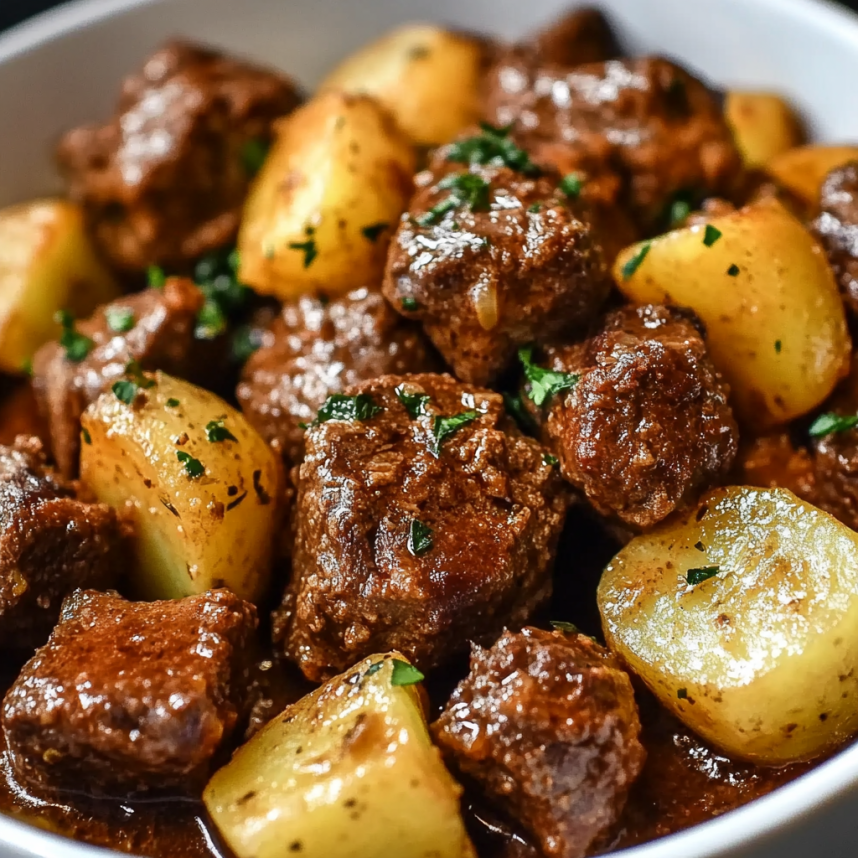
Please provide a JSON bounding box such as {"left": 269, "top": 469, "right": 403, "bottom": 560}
{"left": 274, "top": 373, "right": 569, "bottom": 681}
{"left": 483, "top": 56, "right": 743, "bottom": 229}
{"left": 812, "top": 161, "right": 858, "bottom": 318}
{"left": 433, "top": 627, "right": 646, "bottom": 858}
{"left": 531, "top": 305, "right": 737, "bottom": 530}
{"left": 2, "top": 589, "right": 256, "bottom": 795}
{"left": 237, "top": 287, "right": 439, "bottom": 466}
{"left": 32, "top": 277, "right": 210, "bottom": 478}
{"left": 384, "top": 143, "right": 611, "bottom": 386}
{"left": 57, "top": 41, "right": 301, "bottom": 271}
{"left": 0, "top": 437, "right": 126, "bottom": 651}
{"left": 528, "top": 7, "right": 621, "bottom": 67}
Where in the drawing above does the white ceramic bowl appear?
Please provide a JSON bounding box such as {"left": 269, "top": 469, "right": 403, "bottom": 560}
{"left": 1, "top": 0, "right": 858, "bottom": 856}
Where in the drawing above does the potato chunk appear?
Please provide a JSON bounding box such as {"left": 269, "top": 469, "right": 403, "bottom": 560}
{"left": 319, "top": 24, "right": 485, "bottom": 147}
{"left": 725, "top": 92, "right": 804, "bottom": 169}
{"left": 598, "top": 486, "right": 858, "bottom": 764}
{"left": 613, "top": 198, "right": 850, "bottom": 429}
{"left": 767, "top": 145, "right": 858, "bottom": 213}
{"left": 204, "top": 654, "right": 476, "bottom": 858}
{"left": 238, "top": 92, "right": 415, "bottom": 299}
{"left": 0, "top": 199, "right": 119, "bottom": 374}
{"left": 80, "top": 372, "right": 283, "bottom": 601}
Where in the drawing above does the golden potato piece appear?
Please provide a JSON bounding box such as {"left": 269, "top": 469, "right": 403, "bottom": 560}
{"left": 767, "top": 145, "right": 858, "bottom": 213}
{"left": 204, "top": 654, "right": 476, "bottom": 858}
{"left": 613, "top": 198, "right": 850, "bottom": 429}
{"left": 80, "top": 372, "right": 283, "bottom": 602}
{"left": 725, "top": 91, "right": 804, "bottom": 170}
{"left": 0, "top": 199, "right": 119, "bottom": 374}
{"left": 320, "top": 24, "right": 485, "bottom": 147}
{"left": 238, "top": 92, "right": 415, "bottom": 300}
{"left": 599, "top": 486, "right": 858, "bottom": 764}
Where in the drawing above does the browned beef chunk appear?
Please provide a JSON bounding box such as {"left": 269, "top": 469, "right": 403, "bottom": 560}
{"left": 2, "top": 589, "right": 257, "bottom": 796}
{"left": 32, "top": 277, "right": 209, "bottom": 478}
{"left": 0, "top": 437, "right": 126, "bottom": 651}
{"left": 237, "top": 287, "right": 439, "bottom": 466}
{"left": 383, "top": 142, "right": 611, "bottom": 386}
{"left": 528, "top": 7, "right": 621, "bottom": 67}
{"left": 483, "top": 56, "right": 743, "bottom": 230}
{"left": 812, "top": 161, "right": 858, "bottom": 318}
{"left": 433, "top": 627, "right": 646, "bottom": 858}
{"left": 57, "top": 41, "right": 301, "bottom": 271}
{"left": 530, "top": 305, "right": 737, "bottom": 530}
{"left": 273, "top": 374, "right": 570, "bottom": 681}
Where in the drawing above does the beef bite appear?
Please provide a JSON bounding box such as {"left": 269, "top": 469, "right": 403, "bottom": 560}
{"left": 32, "top": 277, "right": 213, "bottom": 478}
{"left": 0, "top": 437, "right": 126, "bottom": 651}
{"left": 483, "top": 55, "right": 743, "bottom": 230}
{"left": 2, "top": 589, "right": 257, "bottom": 796}
{"left": 526, "top": 6, "right": 621, "bottom": 67}
{"left": 384, "top": 132, "right": 611, "bottom": 386}
{"left": 57, "top": 41, "right": 301, "bottom": 272}
{"left": 237, "top": 287, "right": 439, "bottom": 466}
{"left": 433, "top": 627, "right": 646, "bottom": 858}
{"left": 274, "top": 373, "right": 570, "bottom": 681}
{"left": 530, "top": 305, "right": 738, "bottom": 530}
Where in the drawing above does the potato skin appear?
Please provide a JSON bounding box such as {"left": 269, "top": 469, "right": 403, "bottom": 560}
{"left": 80, "top": 372, "right": 284, "bottom": 602}
{"left": 0, "top": 199, "right": 119, "bottom": 374}
{"left": 725, "top": 92, "right": 804, "bottom": 169}
{"left": 598, "top": 486, "right": 858, "bottom": 765}
{"left": 204, "top": 654, "right": 476, "bottom": 858}
{"left": 613, "top": 198, "right": 851, "bottom": 429}
{"left": 319, "top": 24, "right": 486, "bottom": 147}
{"left": 238, "top": 92, "right": 415, "bottom": 299}
{"left": 766, "top": 145, "right": 858, "bottom": 213}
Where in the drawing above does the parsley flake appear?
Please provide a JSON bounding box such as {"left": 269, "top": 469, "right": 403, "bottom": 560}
{"left": 677, "top": 688, "right": 689, "bottom": 700}
{"left": 395, "top": 385, "right": 430, "bottom": 418}
{"left": 809, "top": 413, "right": 858, "bottom": 438}
{"left": 503, "top": 392, "right": 538, "bottom": 434}
{"left": 550, "top": 620, "right": 580, "bottom": 633}
{"left": 775, "top": 339, "right": 783, "bottom": 353}
{"left": 111, "top": 380, "right": 139, "bottom": 405}
{"left": 528, "top": 202, "right": 542, "bottom": 213}
{"left": 430, "top": 410, "right": 478, "bottom": 455}
{"left": 195, "top": 300, "right": 227, "bottom": 341}
{"left": 81, "top": 427, "right": 92, "bottom": 445}
{"left": 686, "top": 566, "right": 720, "bottom": 586}
{"left": 193, "top": 247, "right": 251, "bottom": 341}
{"left": 543, "top": 453, "right": 559, "bottom": 466}
{"left": 407, "top": 519, "right": 434, "bottom": 556}
{"left": 206, "top": 419, "right": 237, "bottom": 443}
{"left": 519, "top": 346, "right": 579, "bottom": 407}
{"left": 314, "top": 393, "right": 382, "bottom": 425}
{"left": 446, "top": 122, "right": 541, "bottom": 177}
{"left": 147, "top": 266, "right": 166, "bottom": 289}
{"left": 106, "top": 306, "right": 135, "bottom": 333}
{"left": 289, "top": 235, "right": 318, "bottom": 268}
{"left": 418, "top": 172, "right": 491, "bottom": 226}
{"left": 621, "top": 243, "right": 651, "bottom": 280}
{"left": 241, "top": 138, "right": 270, "bottom": 177}
{"left": 559, "top": 173, "right": 583, "bottom": 199}
{"left": 668, "top": 196, "right": 692, "bottom": 228}
{"left": 166, "top": 398, "right": 180, "bottom": 408}
{"left": 56, "top": 310, "right": 94, "bottom": 363}
{"left": 111, "top": 360, "right": 154, "bottom": 405}
{"left": 727, "top": 263, "right": 740, "bottom": 277}
{"left": 231, "top": 325, "right": 263, "bottom": 364}
{"left": 364, "top": 661, "right": 385, "bottom": 677}
{"left": 361, "top": 222, "right": 389, "bottom": 243}
{"left": 177, "top": 451, "right": 205, "bottom": 479}
{"left": 390, "top": 659, "right": 425, "bottom": 687}
{"left": 703, "top": 224, "right": 723, "bottom": 247}
{"left": 401, "top": 297, "right": 420, "bottom": 312}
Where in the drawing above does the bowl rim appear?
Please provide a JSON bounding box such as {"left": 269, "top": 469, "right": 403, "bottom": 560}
{"left": 2, "top": 0, "right": 858, "bottom": 856}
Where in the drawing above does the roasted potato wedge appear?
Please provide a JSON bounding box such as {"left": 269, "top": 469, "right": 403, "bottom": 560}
{"left": 766, "top": 145, "right": 858, "bottom": 212}
{"left": 725, "top": 92, "right": 804, "bottom": 169}
{"left": 613, "top": 198, "right": 850, "bottom": 428}
{"left": 238, "top": 91, "right": 415, "bottom": 299}
{"left": 204, "top": 653, "right": 476, "bottom": 858}
{"left": 598, "top": 486, "right": 858, "bottom": 764}
{"left": 319, "top": 24, "right": 485, "bottom": 147}
{"left": 80, "top": 372, "right": 283, "bottom": 602}
{"left": 0, "top": 199, "right": 119, "bottom": 374}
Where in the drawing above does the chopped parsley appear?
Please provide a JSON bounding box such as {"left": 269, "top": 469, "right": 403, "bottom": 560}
{"left": 106, "top": 306, "right": 135, "bottom": 333}
{"left": 677, "top": 688, "right": 689, "bottom": 700}
{"left": 621, "top": 243, "right": 651, "bottom": 280}
{"left": 430, "top": 410, "right": 478, "bottom": 455}
{"left": 390, "top": 659, "right": 425, "bottom": 687}
{"left": 401, "top": 297, "right": 420, "bottom": 312}
{"left": 809, "top": 412, "right": 858, "bottom": 438}
{"left": 195, "top": 300, "right": 227, "bottom": 340}
{"left": 550, "top": 620, "right": 580, "bottom": 633}
{"left": 56, "top": 310, "right": 94, "bottom": 363}
{"left": 418, "top": 172, "right": 491, "bottom": 226}
{"left": 503, "top": 391, "right": 538, "bottom": 434}
{"left": 194, "top": 247, "right": 251, "bottom": 341}
{"left": 446, "top": 122, "right": 541, "bottom": 177}
{"left": 314, "top": 393, "right": 382, "bottom": 425}
{"left": 166, "top": 398, "right": 180, "bottom": 408}
{"left": 775, "top": 339, "right": 783, "bottom": 353}
{"left": 206, "top": 419, "right": 237, "bottom": 443}
{"left": 288, "top": 233, "right": 318, "bottom": 268}
{"left": 112, "top": 380, "right": 139, "bottom": 405}
{"left": 81, "top": 427, "right": 92, "bottom": 445}
{"left": 241, "top": 138, "right": 270, "bottom": 176}
{"left": 177, "top": 450, "right": 205, "bottom": 479}
{"left": 528, "top": 202, "right": 542, "bottom": 213}
{"left": 364, "top": 661, "right": 385, "bottom": 677}
{"left": 361, "top": 222, "right": 389, "bottom": 243}
{"left": 543, "top": 453, "right": 559, "bottom": 466}
{"left": 686, "top": 566, "right": 720, "bottom": 586}
{"left": 668, "top": 196, "right": 692, "bottom": 228}
{"left": 231, "top": 325, "right": 264, "bottom": 364}
{"left": 395, "top": 385, "right": 430, "bottom": 418}
{"left": 20, "top": 358, "right": 32, "bottom": 377}
{"left": 147, "top": 266, "right": 166, "bottom": 289}
{"left": 559, "top": 173, "right": 583, "bottom": 200}
{"left": 727, "top": 263, "right": 740, "bottom": 277}
{"left": 407, "top": 519, "right": 434, "bottom": 556}
{"left": 703, "top": 224, "right": 722, "bottom": 247}
{"left": 519, "top": 345, "right": 579, "bottom": 407}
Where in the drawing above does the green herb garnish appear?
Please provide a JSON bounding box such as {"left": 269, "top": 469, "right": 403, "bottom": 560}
{"left": 81, "top": 427, "right": 92, "bottom": 445}
{"left": 407, "top": 519, "right": 434, "bottom": 556}
{"left": 111, "top": 360, "right": 154, "bottom": 404}
{"left": 559, "top": 173, "right": 583, "bottom": 199}
{"left": 231, "top": 325, "right": 263, "bottom": 364}
{"left": 56, "top": 310, "right": 94, "bottom": 363}
{"left": 166, "top": 398, "right": 180, "bottom": 408}
{"left": 361, "top": 222, "right": 389, "bottom": 243}
{"left": 528, "top": 202, "right": 542, "bottom": 213}
{"left": 621, "top": 243, "right": 651, "bottom": 280}
{"left": 775, "top": 339, "right": 783, "bottom": 353}
{"left": 686, "top": 566, "right": 720, "bottom": 586}
{"left": 206, "top": 419, "right": 237, "bottom": 443}
{"left": 364, "top": 661, "right": 385, "bottom": 677}
{"left": 147, "top": 266, "right": 166, "bottom": 289}
{"left": 543, "top": 453, "right": 559, "bottom": 466}
{"left": 390, "top": 660, "right": 425, "bottom": 687}
{"left": 289, "top": 234, "right": 318, "bottom": 268}
{"left": 550, "top": 620, "right": 580, "bottom": 633}
{"left": 703, "top": 224, "right": 722, "bottom": 247}
{"left": 193, "top": 247, "right": 251, "bottom": 341}
{"left": 195, "top": 300, "right": 227, "bottom": 340}
{"left": 677, "top": 688, "right": 688, "bottom": 700}
{"left": 809, "top": 413, "right": 858, "bottom": 438}
{"left": 668, "top": 197, "right": 692, "bottom": 228}
{"left": 418, "top": 172, "right": 491, "bottom": 226}
{"left": 314, "top": 393, "right": 382, "bottom": 425}
{"left": 177, "top": 450, "right": 205, "bottom": 479}
{"left": 395, "top": 385, "right": 430, "bottom": 418}
{"left": 401, "top": 297, "right": 420, "bottom": 312}
{"left": 446, "top": 122, "right": 541, "bottom": 177}
{"left": 106, "top": 306, "right": 135, "bottom": 333}
{"left": 241, "top": 138, "right": 270, "bottom": 176}
{"left": 519, "top": 346, "right": 579, "bottom": 407}
{"left": 727, "top": 263, "right": 740, "bottom": 277}
{"left": 503, "top": 392, "right": 538, "bottom": 434}
{"left": 430, "top": 410, "right": 478, "bottom": 455}
{"left": 111, "top": 380, "right": 139, "bottom": 405}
